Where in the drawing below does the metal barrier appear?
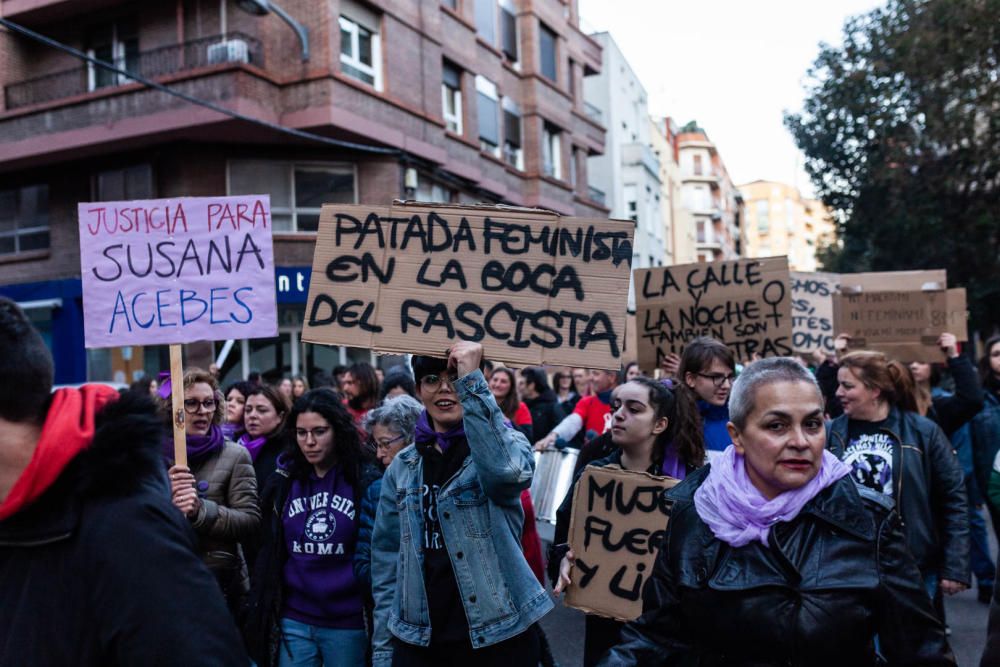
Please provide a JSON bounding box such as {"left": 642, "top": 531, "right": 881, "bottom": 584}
{"left": 530, "top": 447, "right": 580, "bottom": 524}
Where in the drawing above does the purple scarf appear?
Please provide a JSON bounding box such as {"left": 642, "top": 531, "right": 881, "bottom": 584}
{"left": 693, "top": 444, "right": 850, "bottom": 547}
{"left": 239, "top": 432, "right": 269, "bottom": 462}
{"left": 163, "top": 424, "right": 225, "bottom": 465}
{"left": 414, "top": 411, "right": 466, "bottom": 453}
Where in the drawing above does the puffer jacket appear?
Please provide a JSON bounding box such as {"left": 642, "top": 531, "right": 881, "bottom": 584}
{"left": 826, "top": 406, "right": 970, "bottom": 584}
{"left": 599, "top": 467, "right": 955, "bottom": 667}
{"left": 189, "top": 440, "right": 260, "bottom": 602}
{"left": 972, "top": 390, "right": 1000, "bottom": 509}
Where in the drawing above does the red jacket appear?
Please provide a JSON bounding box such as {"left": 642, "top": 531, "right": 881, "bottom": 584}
{"left": 519, "top": 489, "right": 546, "bottom": 585}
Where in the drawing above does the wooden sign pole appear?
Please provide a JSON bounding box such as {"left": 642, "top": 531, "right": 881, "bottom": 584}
{"left": 169, "top": 344, "right": 187, "bottom": 467}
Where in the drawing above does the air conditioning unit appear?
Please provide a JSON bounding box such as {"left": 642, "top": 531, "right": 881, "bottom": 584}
{"left": 207, "top": 39, "right": 250, "bottom": 65}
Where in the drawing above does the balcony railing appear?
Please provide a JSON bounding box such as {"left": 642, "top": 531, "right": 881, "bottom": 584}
{"left": 5, "top": 33, "right": 263, "bottom": 110}
{"left": 587, "top": 185, "right": 606, "bottom": 205}
{"left": 583, "top": 101, "right": 602, "bottom": 124}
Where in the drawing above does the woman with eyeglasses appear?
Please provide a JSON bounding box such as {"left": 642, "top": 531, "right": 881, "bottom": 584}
{"left": 678, "top": 337, "right": 737, "bottom": 458}
{"left": 165, "top": 368, "right": 261, "bottom": 614}
{"left": 244, "top": 388, "right": 382, "bottom": 667}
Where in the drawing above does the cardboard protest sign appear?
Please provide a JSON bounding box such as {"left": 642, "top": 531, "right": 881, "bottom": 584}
{"left": 947, "top": 288, "right": 969, "bottom": 342}
{"left": 301, "top": 202, "right": 635, "bottom": 369}
{"left": 634, "top": 256, "right": 793, "bottom": 371}
{"left": 78, "top": 195, "right": 278, "bottom": 348}
{"left": 790, "top": 271, "right": 841, "bottom": 355}
{"left": 565, "top": 466, "right": 679, "bottom": 621}
{"left": 833, "top": 269, "right": 950, "bottom": 362}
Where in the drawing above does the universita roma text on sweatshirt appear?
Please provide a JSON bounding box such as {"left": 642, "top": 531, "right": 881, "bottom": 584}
{"left": 281, "top": 466, "right": 363, "bottom": 629}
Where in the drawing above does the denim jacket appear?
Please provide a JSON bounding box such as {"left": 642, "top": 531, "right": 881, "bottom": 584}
{"left": 370, "top": 370, "right": 552, "bottom": 666}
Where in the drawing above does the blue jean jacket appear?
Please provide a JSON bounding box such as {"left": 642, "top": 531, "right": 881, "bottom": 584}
{"left": 370, "top": 370, "right": 552, "bottom": 665}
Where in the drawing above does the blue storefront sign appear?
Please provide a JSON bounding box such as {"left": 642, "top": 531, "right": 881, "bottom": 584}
{"left": 276, "top": 266, "right": 312, "bottom": 304}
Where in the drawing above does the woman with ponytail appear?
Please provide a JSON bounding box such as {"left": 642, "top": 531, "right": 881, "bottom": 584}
{"left": 826, "top": 350, "right": 970, "bottom": 600}
{"left": 548, "top": 377, "right": 705, "bottom": 666}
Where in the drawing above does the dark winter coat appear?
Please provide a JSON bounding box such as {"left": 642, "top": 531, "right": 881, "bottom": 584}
{"left": 243, "top": 460, "right": 382, "bottom": 667}
{"left": 0, "top": 392, "right": 247, "bottom": 666}
{"left": 525, "top": 390, "right": 563, "bottom": 444}
{"left": 827, "top": 407, "right": 970, "bottom": 583}
{"left": 599, "top": 468, "right": 955, "bottom": 666}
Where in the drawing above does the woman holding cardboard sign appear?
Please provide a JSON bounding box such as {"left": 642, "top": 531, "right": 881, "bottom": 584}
{"left": 600, "top": 358, "right": 953, "bottom": 666}
{"left": 550, "top": 377, "right": 705, "bottom": 667}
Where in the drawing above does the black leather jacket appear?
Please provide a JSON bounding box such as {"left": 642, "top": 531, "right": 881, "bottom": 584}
{"left": 827, "top": 407, "right": 970, "bottom": 583}
{"left": 599, "top": 468, "right": 955, "bottom": 667}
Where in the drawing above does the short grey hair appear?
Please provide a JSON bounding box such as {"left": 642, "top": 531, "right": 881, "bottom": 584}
{"left": 363, "top": 394, "right": 424, "bottom": 442}
{"left": 728, "top": 357, "right": 822, "bottom": 430}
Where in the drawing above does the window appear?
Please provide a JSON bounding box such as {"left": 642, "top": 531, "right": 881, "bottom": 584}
{"left": 539, "top": 21, "right": 557, "bottom": 81}
{"left": 0, "top": 184, "right": 50, "bottom": 255}
{"left": 624, "top": 185, "right": 638, "bottom": 224}
{"left": 340, "top": 2, "right": 382, "bottom": 90}
{"left": 697, "top": 219, "right": 708, "bottom": 243}
{"left": 474, "top": 0, "right": 496, "bottom": 44}
{"left": 442, "top": 61, "right": 463, "bottom": 134}
{"left": 417, "top": 177, "right": 457, "bottom": 203}
{"left": 229, "top": 161, "right": 356, "bottom": 232}
{"left": 542, "top": 121, "right": 562, "bottom": 179}
{"left": 693, "top": 154, "right": 703, "bottom": 176}
{"left": 476, "top": 76, "right": 501, "bottom": 158}
{"left": 567, "top": 58, "right": 576, "bottom": 99}
{"left": 97, "top": 164, "right": 153, "bottom": 201}
{"left": 756, "top": 199, "right": 770, "bottom": 233}
{"left": 442, "top": 0, "right": 458, "bottom": 9}
{"left": 502, "top": 98, "right": 523, "bottom": 170}
{"left": 499, "top": 0, "right": 518, "bottom": 65}
{"left": 569, "top": 146, "right": 578, "bottom": 188}
{"left": 87, "top": 22, "right": 139, "bottom": 91}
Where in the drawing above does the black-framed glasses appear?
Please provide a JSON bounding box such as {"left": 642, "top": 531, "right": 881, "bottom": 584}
{"left": 368, "top": 433, "right": 406, "bottom": 451}
{"left": 295, "top": 427, "right": 331, "bottom": 441}
{"left": 696, "top": 372, "right": 736, "bottom": 388}
{"left": 419, "top": 374, "right": 451, "bottom": 392}
{"left": 183, "top": 398, "right": 217, "bottom": 414}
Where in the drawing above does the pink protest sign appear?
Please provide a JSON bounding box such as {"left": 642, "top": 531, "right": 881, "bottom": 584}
{"left": 78, "top": 195, "right": 278, "bottom": 348}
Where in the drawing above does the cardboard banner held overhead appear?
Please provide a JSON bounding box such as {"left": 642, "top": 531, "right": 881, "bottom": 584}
{"left": 946, "top": 288, "right": 968, "bottom": 342}
{"left": 301, "top": 202, "right": 635, "bottom": 370}
{"left": 832, "top": 269, "right": 953, "bottom": 362}
{"left": 634, "top": 256, "right": 793, "bottom": 371}
{"left": 565, "top": 466, "right": 679, "bottom": 621}
{"left": 790, "top": 271, "right": 841, "bottom": 355}
{"left": 78, "top": 195, "right": 278, "bottom": 348}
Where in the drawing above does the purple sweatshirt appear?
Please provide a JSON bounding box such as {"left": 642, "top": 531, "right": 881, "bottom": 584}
{"left": 281, "top": 466, "right": 363, "bottom": 629}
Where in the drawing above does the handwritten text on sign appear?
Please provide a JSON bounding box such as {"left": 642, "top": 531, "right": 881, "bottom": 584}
{"left": 78, "top": 196, "right": 278, "bottom": 348}
{"left": 635, "top": 256, "right": 793, "bottom": 370}
{"left": 565, "top": 466, "right": 678, "bottom": 621}
{"left": 301, "top": 203, "right": 635, "bottom": 369}
{"left": 790, "top": 271, "right": 841, "bottom": 355}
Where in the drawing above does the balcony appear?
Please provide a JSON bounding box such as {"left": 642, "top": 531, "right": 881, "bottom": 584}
{"left": 587, "top": 185, "right": 606, "bottom": 205}
{"left": 622, "top": 142, "right": 659, "bottom": 178}
{"left": 584, "top": 101, "right": 602, "bottom": 124}
{"left": 5, "top": 33, "right": 263, "bottom": 110}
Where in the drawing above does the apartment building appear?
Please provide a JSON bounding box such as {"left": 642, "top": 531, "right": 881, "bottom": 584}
{"left": 739, "top": 179, "right": 836, "bottom": 271}
{"left": 0, "top": 0, "right": 607, "bottom": 384}
{"left": 676, "top": 122, "right": 743, "bottom": 261}
{"left": 583, "top": 31, "right": 664, "bottom": 274}
{"left": 649, "top": 115, "right": 695, "bottom": 265}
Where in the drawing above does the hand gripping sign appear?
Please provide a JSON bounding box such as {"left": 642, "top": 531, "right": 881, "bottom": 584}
{"left": 79, "top": 195, "right": 278, "bottom": 464}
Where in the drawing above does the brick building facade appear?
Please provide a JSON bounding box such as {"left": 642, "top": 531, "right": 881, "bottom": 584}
{"left": 0, "top": 0, "right": 607, "bottom": 384}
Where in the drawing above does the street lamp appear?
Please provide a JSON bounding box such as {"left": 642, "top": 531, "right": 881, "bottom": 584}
{"left": 236, "top": 0, "right": 310, "bottom": 62}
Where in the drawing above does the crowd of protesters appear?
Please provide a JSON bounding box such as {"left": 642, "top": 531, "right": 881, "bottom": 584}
{"left": 3, "top": 292, "right": 1000, "bottom": 665}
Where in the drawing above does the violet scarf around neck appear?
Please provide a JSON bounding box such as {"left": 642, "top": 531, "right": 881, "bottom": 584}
{"left": 693, "top": 444, "right": 850, "bottom": 547}
{"left": 164, "top": 424, "right": 225, "bottom": 465}
{"left": 414, "top": 410, "right": 466, "bottom": 453}
{"left": 239, "top": 432, "right": 269, "bottom": 462}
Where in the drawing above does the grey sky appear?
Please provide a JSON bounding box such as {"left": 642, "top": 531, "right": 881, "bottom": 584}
{"left": 579, "top": 0, "right": 884, "bottom": 196}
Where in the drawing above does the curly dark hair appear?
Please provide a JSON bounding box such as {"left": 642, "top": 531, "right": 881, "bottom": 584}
{"left": 627, "top": 377, "right": 705, "bottom": 472}
{"left": 979, "top": 335, "right": 1000, "bottom": 391}
{"left": 347, "top": 362, "right": 379, "bottom": 411}
{"left": 284, "top": 388, "right": 365, "bottom": 487}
